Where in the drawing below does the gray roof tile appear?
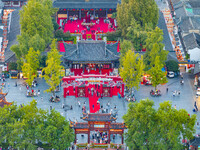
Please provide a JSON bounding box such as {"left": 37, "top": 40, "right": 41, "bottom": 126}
{"left": 5, "top": 9, "right": 20, "bottom": 62}
{"left": 53, "top": 0, "right": 119, "bottom": 9}
{"left": 64, "top": 40, "right": 119, "bottom": 62}
{"left": 183, "top": 32, "right": 200, "bottom": 50}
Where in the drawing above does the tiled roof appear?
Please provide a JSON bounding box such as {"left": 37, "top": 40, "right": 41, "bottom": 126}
{"left": 188, "top": 0, "right": 200, "bottom": 9}
{"left": 193, "top": 8, "right": 200, "bottom": 15}
{"left": 2, "top": 0, "right": 26, "bottom": 1}
{"left": 157, "top": 11, "right": 174, "bottom": 51}
{"left": 64, "top": 40, "right": 119, "bottom": 62}
{"left": 178, "top": 17, "right": 193, "bottom": 33}
{"left": 190, "top": 137, "right": 200, "bottom": 146}
{"left": 83, "top": 113, "right": 116, "bottom": 121}
{"left": 5, "top": 9, "right": 20, "bottom": 62}
{"left": 183, "top": 32, "right": 200, "bottom": 50}
{"left": 74, "top": 122, "right": 88, "bottom": 129}
{"left": 110, "top": 123, "right": 126, "bottom": 129}
{"left": 53, "top": 0, "right": 119, "bottom": 9}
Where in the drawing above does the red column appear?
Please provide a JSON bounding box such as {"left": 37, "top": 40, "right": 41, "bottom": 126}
{"left": 121, "top": 134, "right": 124, "bottom": 144}
{"left": 121, "top": 84, "right": 124, "bottom": 97}
{"left": 88, "top": 129, "right": 90, "bottom": 144}
{"left": 75, "top": 87, "right": 78, "bottom": 97}
{"left": 100, "top": 84, "right": 103, "bottom": 96}
{"left": 85, "top": 86, "right": 87, "bottom": 97}
{"left": 63, "top": 88, "right": 67, "bottom": 98}
{"left": 110, "top": 87, "right": 112, "bottom": 97}
{"left": 108, "top": 130, "right": 111, "bottom": 144}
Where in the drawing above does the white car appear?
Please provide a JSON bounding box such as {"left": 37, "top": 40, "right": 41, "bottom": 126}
{"left": 167, "top": 71, "right": 175, "bottom": 78}
{"left": 196, "top": 88, "right": 200, "bottom": 96}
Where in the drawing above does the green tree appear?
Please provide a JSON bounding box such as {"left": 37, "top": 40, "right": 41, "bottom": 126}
{"left": 42, "top": 39, "right": 64, "bottom": 97}
{"left": 124, "top": 99, "right": 196, "bottom": 150}
{"left": 8, "top": 62, "right": 17, "bottom": 70}
{"left": 166, "top": 60, "right": 179, "bottom": 72}
{"left": 22, "top": 48, "right": 40, "bottom": 87}
{"left": 145, "top": 27, "right": 164, "bottom": 52}
{"left": 126, "top": 20, "right": 149, "bottom": 51}
{"left": 144, "top": 27, "right": 168, "bottom": 70}
{"left": 20, "top": 0, "right": 54, "bottom": 44}
{"left": 117, "top": 0, "right": 159, "bottom": 36}
{"left": 120, "top": 39, "right": 133, "bottom": 58}
{"left": 120, "top": 50, "right": 144, "bottom": 93}
{"left": 36, "top": 110, "right": 74, "bottom": 149}
{"left": 0, "top": 100, "right": 74, "bottom": 149}
{"left": 148, "top": 56, "right": 168, "bottom": 90}
{"left": 28, "top": 34, "right": 46, "bottom": 52}
{"left": 11, "top": 32, "right": 30, "bottom": 60}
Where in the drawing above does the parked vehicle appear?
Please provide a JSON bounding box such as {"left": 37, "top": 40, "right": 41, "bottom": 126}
{"left": 196, "top": 88, "right": 200, "bottom": 96}
{"left": 167, "top": 71, "right": 175, "bottom": 78}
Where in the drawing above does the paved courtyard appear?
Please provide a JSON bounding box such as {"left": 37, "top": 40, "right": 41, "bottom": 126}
{"left": 2, "top": 72, "right": 199, "bottom": 144}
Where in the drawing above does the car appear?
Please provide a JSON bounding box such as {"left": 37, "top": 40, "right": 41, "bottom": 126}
{"left": 196, "top": 88, "right": 200, "bottom": 96}
{"left": 167, "top": 71, "right": 175, "bottom": 78}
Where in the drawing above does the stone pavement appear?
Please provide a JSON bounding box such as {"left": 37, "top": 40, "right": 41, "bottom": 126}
{"left": 2, "top": 73, "right": 199, "bottom": 144}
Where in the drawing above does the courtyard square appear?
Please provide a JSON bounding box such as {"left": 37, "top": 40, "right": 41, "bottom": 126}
{"left": 2, "top": 72, "right": 200, "bottom": 144}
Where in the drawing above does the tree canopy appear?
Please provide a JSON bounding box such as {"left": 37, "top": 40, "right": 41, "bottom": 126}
{"left": 11, "top": 0, "right": 54, "bottom": 70}
{"left": 42, "top": 39, "right": 64, "bottom": 96}
{"left": 148, "top": 56, "right": 168, "bottom": 90}
{"left": 20, "top": 0, "right": 54, "bottom": 44}
{"left": 0, "top": 100, "right": 74, "bottom": 149}
{"left": 117, "top": 0, "right": 159, "bottom": 36}
{"left": 166, "top": 60, "right": 179, "bottom": 72}
{"left": 120, "top": 50, "right": 144, "bottom": 93}
{"left": 22, "top": 48, "right": 40, "bottom": 87}
{"left": 124, "top": 99, "right": 196, "bottom": 150}
{"left": 144, "top": 27, "right": 168, "bottom": 70}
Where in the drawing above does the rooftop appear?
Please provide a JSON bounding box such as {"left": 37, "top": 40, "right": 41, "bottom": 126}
{"left": 82, "top": 113, "right": 116, "bottom": 122}
{"left": 5, "top": 9, "right": 20, "bottom": 62}
{"left": 183, "top": 32, "right": 200, "bottom": 50}
{"left": 53, "top": 0, "right": 119, "bottom": 9}
{"left": 63, "top": 40, "right": 119, "bottom": 62}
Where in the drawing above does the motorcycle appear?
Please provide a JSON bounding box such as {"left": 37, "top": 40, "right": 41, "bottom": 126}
{"left": 150, "top": 90, "right": 161, "bottom": 97}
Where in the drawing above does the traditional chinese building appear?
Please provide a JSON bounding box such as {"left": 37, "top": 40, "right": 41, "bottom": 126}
{"left": 54, "top": 0, "right": 119, "bottom": 19}
{"left": 2, "top": 0, "right": 27, "bottom": 8}
{"left": 0, "top": 89, "right": 12, "bottom": 107}
{"left": 62, "top": 40, "right": 120, "bottom": 76}
{"left": 70, "top": 113, "right": 126, "bottom": 144}
{"left": 62, "top": 74, "right": 124, "bottom": 98}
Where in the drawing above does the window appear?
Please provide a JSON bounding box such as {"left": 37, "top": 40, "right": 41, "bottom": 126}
{"left": 13, "top": 1, "right": 20, "bottom": 6}
{"left": 4, "top": 2, "right": 11, "bottom": 6}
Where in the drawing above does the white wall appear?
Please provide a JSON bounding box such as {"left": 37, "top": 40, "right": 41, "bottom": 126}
{"left": 188, "top": 47, "right": 200, "bottom": 61}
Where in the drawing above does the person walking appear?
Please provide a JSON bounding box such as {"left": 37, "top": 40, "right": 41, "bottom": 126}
{"left": 38, "top": 89, "right": 40, "bottom": 96}
{"left": 166, "top": 87, "right": 168, "bottom": 92}
{"left": 78, "top": 101, "right": 81, "bottom": 107}
{"left": 194, "top": 101, "right": 198, "bottom": 111}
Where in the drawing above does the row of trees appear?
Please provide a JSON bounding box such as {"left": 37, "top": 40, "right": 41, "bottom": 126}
{"left": 11, "top": 0, "right": 55, "bottom": 70}
{"left": 124, "top": 99, "right": 196, "bottom": 149}
{"left": 22, "top": 39, "right": 63, "bottom": 96}
{"left": 0, "top": 100, "right": 74, "bottom": 149}
{"left": 10, "top": 0, "right": 64, "bottom": 95}
{"left": 120, "top": 27, "right": 168, "bottom": 92}
{"left": 117, "top": 0, "right": 159, "bottom": 51}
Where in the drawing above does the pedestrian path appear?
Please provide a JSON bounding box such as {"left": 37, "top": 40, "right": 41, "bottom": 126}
{"left": 88, "top": 84, "right": 100, "bottom": 113}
